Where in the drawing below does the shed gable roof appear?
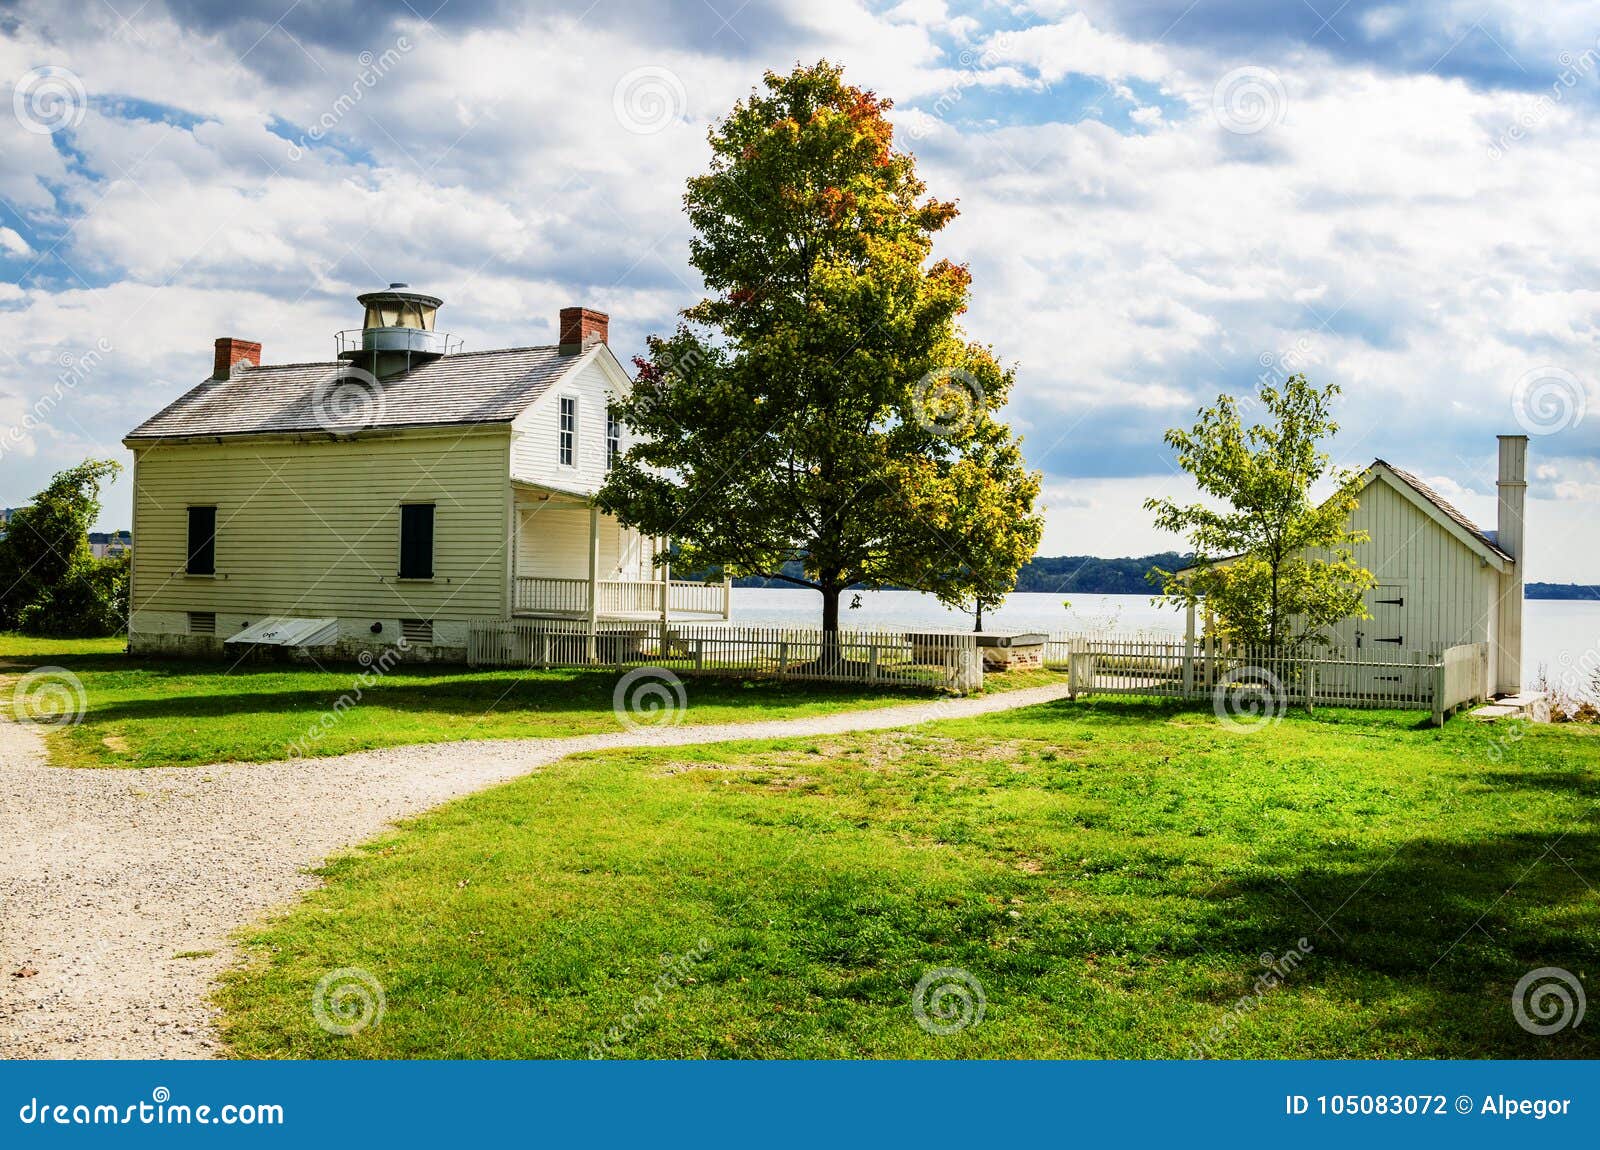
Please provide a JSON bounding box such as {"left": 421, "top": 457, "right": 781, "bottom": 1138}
{"left": 1366, "top": 461, "right": 1512, "bottom": 566}
{"left": 126, "top": 345, "right": 602, "bottom": 441}
{"left": 1176, "top": 457, "right": 1514, "bottom": 574}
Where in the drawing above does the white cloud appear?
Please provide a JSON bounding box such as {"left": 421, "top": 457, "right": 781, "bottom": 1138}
{"left": 985, "top": 12, "right": 1170, "bottom": 86}
{"left": 0, "top": 0, "right": 1594, "bottom": 579}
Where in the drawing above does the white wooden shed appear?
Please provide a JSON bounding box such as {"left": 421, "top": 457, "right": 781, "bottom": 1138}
{"left": 1182, "top": 435, "right": 1527, "bottom": 696}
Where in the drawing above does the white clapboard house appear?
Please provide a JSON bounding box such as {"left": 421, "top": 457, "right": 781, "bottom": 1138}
{"left": 122, "top": 285, "right": 729, "bottom": 661}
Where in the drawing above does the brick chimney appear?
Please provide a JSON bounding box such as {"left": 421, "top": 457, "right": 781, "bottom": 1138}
{"left": 213, "top": 337, "right": 262, "bottom": 380}
{"left": 558, "top": 307, "right": 608, "bottom": 356}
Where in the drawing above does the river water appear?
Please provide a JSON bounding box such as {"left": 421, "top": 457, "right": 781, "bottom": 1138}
{"left": 729, "top": 589, "right": 1600, "bottom": 692}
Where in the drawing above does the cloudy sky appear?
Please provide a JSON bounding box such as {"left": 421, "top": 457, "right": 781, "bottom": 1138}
{"left": 1, "top": 0, "right": 1596, "bottom": 578}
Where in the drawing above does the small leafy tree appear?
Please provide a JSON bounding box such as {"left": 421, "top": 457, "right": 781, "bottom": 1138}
{"left": 0, "top": 459, "right": 128, "bottom": 637}
{"left": 904, "top": 434, "right": 1041, "bottom": 631}
{"left": 1145, "top": 376, "right": 1372, "bottom": 651}
{"left": 598, "top": 61, "right": 1041, "bottom": 643}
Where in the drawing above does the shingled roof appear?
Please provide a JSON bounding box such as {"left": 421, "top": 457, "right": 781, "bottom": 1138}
{"left": 1373, "top": 460, "right": 1513, "bottom": 563}
{"left": 125, "top": 345, "right": 588, "bottom": 441}
{"left": 1176, "top": 457, "right": 1514, "bottom": 573}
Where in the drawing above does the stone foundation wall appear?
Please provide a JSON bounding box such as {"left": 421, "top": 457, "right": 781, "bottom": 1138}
{"left": 128, "top": 612, "right": 470, "bottom": 665}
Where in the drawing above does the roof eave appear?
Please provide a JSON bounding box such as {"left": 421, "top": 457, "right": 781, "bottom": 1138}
{"left": 123, "top": 421, "right": 515, "bottom": 449}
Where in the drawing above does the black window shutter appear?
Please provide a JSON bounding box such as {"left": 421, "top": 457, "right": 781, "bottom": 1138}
{"left": 399, "top": 504, "right": 434, "bottom": 579}
{"left": 186, "top": 506, "right": 216, "bottom": 575}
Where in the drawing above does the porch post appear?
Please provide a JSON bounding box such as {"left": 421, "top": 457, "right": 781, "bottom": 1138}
{"left": 659, "top": 536, "right": 670, "bottom": 652}
{"left": 1183, "top": 598, "right": 1196, "bottom": 697}
{"left": 508, "top": 501, "right": 519, "bottom": 617}
{"left": 586, "top": 504, "right": 600, "bottom": 662}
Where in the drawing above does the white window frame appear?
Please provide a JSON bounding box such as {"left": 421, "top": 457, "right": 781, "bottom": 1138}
{"left": 558, "top": 395, "right": 578, "bottom": 468}
{"left": 606, "top": 407, "right": 622, "bottom": 469}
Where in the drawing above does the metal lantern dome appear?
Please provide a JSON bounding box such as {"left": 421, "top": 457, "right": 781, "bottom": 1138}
{"left": 336, "top": 283, "right": 460, "bottom": 376}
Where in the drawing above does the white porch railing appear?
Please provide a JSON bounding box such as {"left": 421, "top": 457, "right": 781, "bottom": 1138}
{"left": 514, "top": 576, "right": 590, "bottom": 615}
{"left": 513, "top": 576, "right": 731, "bottom": 619}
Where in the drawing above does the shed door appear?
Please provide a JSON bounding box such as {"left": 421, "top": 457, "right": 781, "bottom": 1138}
{"left": 1360, "top": 583, "right": 1409, "bottom": 650}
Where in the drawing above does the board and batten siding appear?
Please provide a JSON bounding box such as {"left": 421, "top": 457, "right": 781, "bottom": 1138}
{"left": 1313, "top": 473, "right": 1499, "bottom": 654}
{"left": 129, "top": 428, "right": 512, "bottom": 632}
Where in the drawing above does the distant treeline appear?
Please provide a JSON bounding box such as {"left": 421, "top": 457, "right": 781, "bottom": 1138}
{"left": 731, "top": 553, "right": 1189, "bottom": 594}
{"left": 732, "top": 565, "right": 1595, "bottom": 598}
{"left": 1012, "top": 553, "right": 1189, "bottom": 594}
{"left": 1526, "top": 583, "right": 1600, "bottom": 600}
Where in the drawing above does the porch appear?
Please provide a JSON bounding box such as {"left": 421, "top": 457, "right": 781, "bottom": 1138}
{"left": 510, "top": 481, "right": 730, "bottom": 622}
{"left": 513, "top": 575, "right": 731, "bottom": 620}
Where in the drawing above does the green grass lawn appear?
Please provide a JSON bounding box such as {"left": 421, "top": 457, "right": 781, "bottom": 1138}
{"left": 0, "top": 634, "right": 1047, "bottom": 769}
{"left": 218, "top": 698, "right": 1600, "bottom": 1059}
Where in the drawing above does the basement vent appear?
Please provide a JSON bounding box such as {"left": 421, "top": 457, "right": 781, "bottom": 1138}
{"left": 400, "top": 619, "right": 433, "bottom": 644}
{"left": 188, "top": 611, "right": 216, "bottom": 636}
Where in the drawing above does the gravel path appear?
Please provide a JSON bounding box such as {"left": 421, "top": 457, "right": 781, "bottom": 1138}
{"left": 0, "top": 681, "right": 1071, "bottom": 1060}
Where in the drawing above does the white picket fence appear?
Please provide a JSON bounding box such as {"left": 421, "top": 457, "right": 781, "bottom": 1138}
{"left": 465, "top": 619, "right": 1490, "bottom": 720}
{"left": 1049, "top": 634, "right": 1490, "bottom": 723}
{"left": 467, "top": 619, "right": 984, "bottom": 693}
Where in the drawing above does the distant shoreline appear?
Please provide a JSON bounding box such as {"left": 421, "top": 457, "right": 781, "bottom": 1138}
{"left": 732, "top": 560, "right": 1597, "bottom": 600}
{"left": 1525, "top": 583, "right": 1600, "bottom": 601}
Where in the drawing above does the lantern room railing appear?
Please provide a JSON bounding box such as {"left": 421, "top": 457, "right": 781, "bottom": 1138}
{"left": 336, "top": 328, "right": 462, "bottom": 358}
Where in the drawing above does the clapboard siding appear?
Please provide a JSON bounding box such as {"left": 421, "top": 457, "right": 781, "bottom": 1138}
{"left": 508, "top": 353, "right": 626, "bottom": 491}
{"left": 515, "top": 505, "right": 589, "bottom": 578}
{"left": 514, "top": 504, "right": 652, "bottom": 579}
{"left": 130, "top": 430, "right": 511, "bottom": 621}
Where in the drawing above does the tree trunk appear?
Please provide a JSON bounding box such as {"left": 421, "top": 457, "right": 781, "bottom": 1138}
{"left": 819, "top": 580, "right": 843, "bottom": 669}
{"left": 1268, "top": 565, "right": 1281, "bottom": 656}
{"left": 973, "top": 600, "right": 984, "bottom": 632}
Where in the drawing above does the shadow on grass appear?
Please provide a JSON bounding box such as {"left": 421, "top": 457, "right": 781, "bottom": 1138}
{"left": 61, "top": 663, "right": 927, "bottom": 728}
{"left": 1163, "top": 826, "right": 1600, "bottom": 1057}
{"left": 980, "top": 694, "right": 1437, "bottom": 735}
